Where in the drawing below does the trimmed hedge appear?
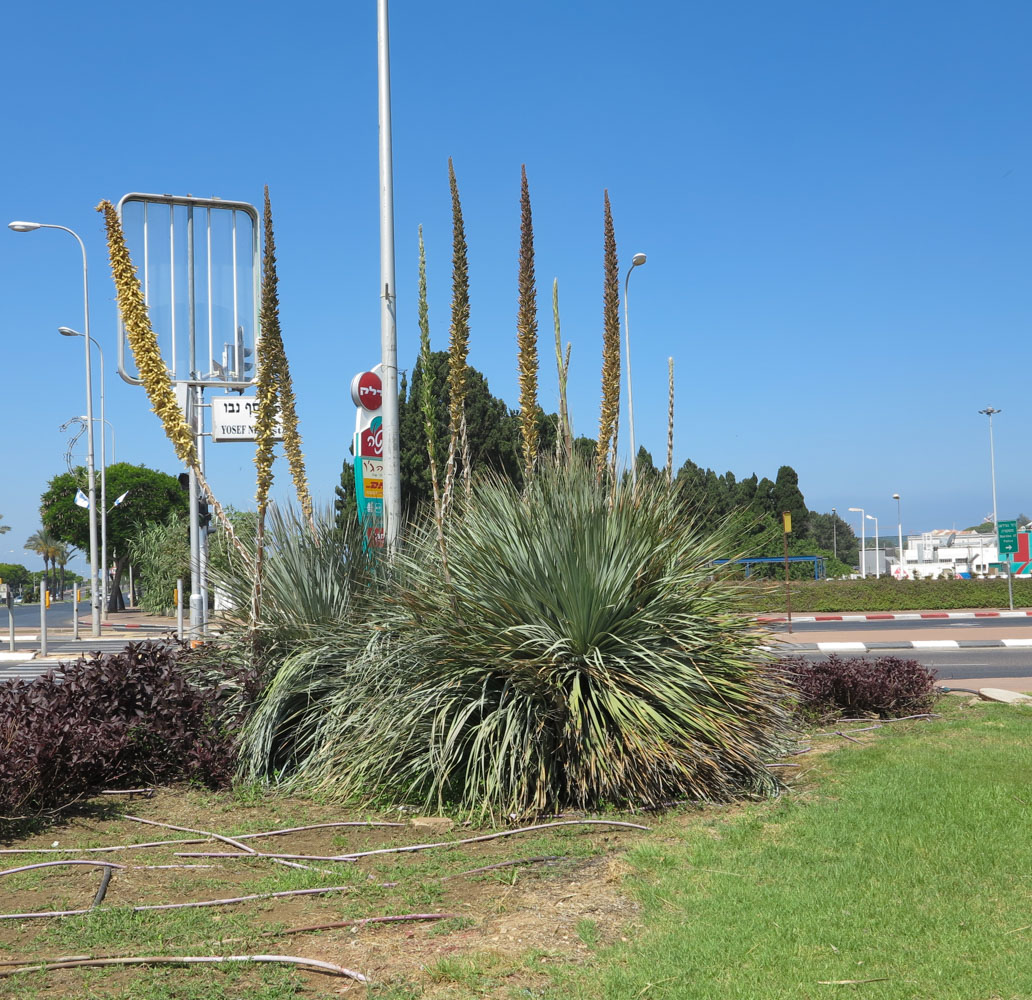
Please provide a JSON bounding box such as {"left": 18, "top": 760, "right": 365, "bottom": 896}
{"left": 781, "top": 654, "right": 939, "bottom": 721}
{"left": 742, "top": 577, "right": 1032, "bottom": 614}
{"left": 0, "top": 640, "right": 236, "bottom": 816}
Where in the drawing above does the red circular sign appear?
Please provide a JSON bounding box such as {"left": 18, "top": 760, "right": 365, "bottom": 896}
{"left": 351, "top": 371, "right": 382, "bottom": 410}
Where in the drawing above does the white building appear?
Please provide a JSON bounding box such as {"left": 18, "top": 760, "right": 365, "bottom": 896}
{"left": 884, "top": 530, "right": 1004, "bottom": 580}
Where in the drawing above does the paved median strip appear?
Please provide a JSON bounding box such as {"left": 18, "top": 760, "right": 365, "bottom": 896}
{"left": 769, "top": 638, "right": 1017, "bottom": 653}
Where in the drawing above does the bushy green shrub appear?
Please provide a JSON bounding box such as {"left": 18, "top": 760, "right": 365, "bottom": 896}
{"left": 236, "top": 464, "right": 791, "bottom": 817}
{"left": 744, "top": 576, "right": 1032, "bottom": 614}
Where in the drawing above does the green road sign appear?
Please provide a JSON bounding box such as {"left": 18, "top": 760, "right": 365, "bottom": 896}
{"left": 997, "top": 519, "right": 1019, "bottom": 554}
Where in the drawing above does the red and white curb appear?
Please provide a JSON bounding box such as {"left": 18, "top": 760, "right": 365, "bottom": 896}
{"left": 758, "top": 611, "right": 1032, "bottom": 624}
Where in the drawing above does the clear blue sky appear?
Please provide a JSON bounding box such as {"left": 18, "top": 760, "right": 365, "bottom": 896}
{"left": 2, "top": 1, "right": 1030, "bottom": 574}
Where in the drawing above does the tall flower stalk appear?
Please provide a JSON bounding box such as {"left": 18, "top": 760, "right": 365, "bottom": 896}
{"left": 516, "top": 165, "right": 539, "bottom": 484}
{"left": 596, "top": 190, "right": 621, "bottom": 481}
{"left": 553, "top": 279, "right": 573, "bottom": 463}
{"left": 417, "top": 225, "right": 453, "bottom": 597}
{"left": 666, "top": 356, "right": 675, "bottom": 486}
{"left": 96, "top": 200, "right": 245, "bottom": 559}
{"left": 258, "top": 187, "right": 315, "bottom": 537}
{"left": 443, "top": 158, "right": 471, "bottom": 514}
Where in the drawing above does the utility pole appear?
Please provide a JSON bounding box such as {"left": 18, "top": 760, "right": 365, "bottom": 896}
{"left": 377, "top": 0, "right": 402, "bottom": 552}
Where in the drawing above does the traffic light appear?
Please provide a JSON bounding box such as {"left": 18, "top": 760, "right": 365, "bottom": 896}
{"left": 198, "top": 500, "right": 212, "bottom": 533}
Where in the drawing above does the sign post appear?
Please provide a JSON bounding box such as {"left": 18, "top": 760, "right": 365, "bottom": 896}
{"left": 782, "top": 512, "right": 793, "bottom": 633}
{"left": 997, "top": 519, "right": 1018, "bottom": 611}
{"left": 352, "top": 367, "right": 386, "bottom": 549}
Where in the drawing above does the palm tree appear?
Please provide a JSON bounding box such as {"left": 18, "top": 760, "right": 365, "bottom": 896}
{"left": 54, "top": 543, "right": 73, "bottom": 600}
{"left": 0, "top": 513, "right": 10, "bottom": 535}
{"left": 25, "top": 529, "right": 62, "bottom": 599}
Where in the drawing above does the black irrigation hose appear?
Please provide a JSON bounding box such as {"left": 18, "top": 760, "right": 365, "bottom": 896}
{"left": 90, "top": 866, "right": 113, "bottom": 909}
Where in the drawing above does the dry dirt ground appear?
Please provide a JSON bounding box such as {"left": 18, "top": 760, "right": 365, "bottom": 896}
{"left": 0, "top": 789, "right": 653, "bottom": 998}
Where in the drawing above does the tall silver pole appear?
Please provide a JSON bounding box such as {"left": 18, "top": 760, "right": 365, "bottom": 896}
{"left": 73, "top": 231, "right": 102, "bottom": 638}
{"left": 188, "top": 387, "right": 202, "bottom": 639}
{"left": 849, "top": 507, "right": 865, "bottom": 578}
{"left": 623, "top": 254, "right": 646, "bottom": 487}
{"left": 8, "top": 221, "right": 98, "bottom": 634}
{"left": 377, "top": 0, "right": 402, "bottom": 551}
{"left": 95, "top": 340, "right": 108, "bottom": 619}
{"left": 894, "top": 494, "right": 903, "bottom": 578}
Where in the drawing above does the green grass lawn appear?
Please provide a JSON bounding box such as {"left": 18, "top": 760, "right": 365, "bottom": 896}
{"left": 3, "top": 700, "right": 1029, "bottom": 998}
{"left": 552, "top": 699, "right": 1032, "bottom": 1000}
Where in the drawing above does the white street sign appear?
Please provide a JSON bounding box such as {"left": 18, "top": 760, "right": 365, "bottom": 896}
{"left": 210, "top": 396, "right": 284, "bottom": 443}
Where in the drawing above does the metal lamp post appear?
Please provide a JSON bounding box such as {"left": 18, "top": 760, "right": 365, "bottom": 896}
{"left": 848, "top": 506, "right": 866, "bottom": 577}
{"left": 892, "top": 493, "right": 903, "bottom": 578}
{"left": 866, "top": 514, "right": 879, "bottom": 578}
{"left": 831, "top": 507, "right": 838, "bottom": 560}
{"left": 60, "top": 328, "right": 108, "bottom": 620}
{"left": 10, "top": 221, "right": 100, "bottom": 637}
{"left": 623, "top": 252, "right": 647, "bottom": 487}
{"left": 979, "top": 406, "right": 1012, "bottom": 609}
{"left": 979, "top": 407, "right": 1001, "bottom": 529}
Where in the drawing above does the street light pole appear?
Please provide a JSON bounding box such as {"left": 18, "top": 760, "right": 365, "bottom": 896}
{"left": 979, "top": 406, "right": 1012, "bottom": 609}
{"left": 831, "top": 507, "right": 838, "bottom": 561}
{"left": 848, "top": 507, "right": 866, "bottom": 578}
{"left": 623, "top": 252, "right": 647, "bottom": 487}
{"left": 979, "top": 407, "right": 1001, "bottom": 529}
{"left": 892, "top": 493, "right": 903, "bottom": 578}
{"left": 377, "top": 0, "right": 402, "bottom": 552}
{"left": 60, "top": 328, "right": 107, "bottom": 620}
{"left": 866, "top": 514, "right": 879, "bottom": 578}
{"left": 10, "top": 221, "right": 101, "bottom": 637}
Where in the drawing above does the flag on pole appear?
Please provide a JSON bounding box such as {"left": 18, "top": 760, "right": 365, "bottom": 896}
{"left": 113, "top": 491, "right": 129, "bottom": 506}
{"left": 74, "top": 489, "right": 90, "bottom": 509}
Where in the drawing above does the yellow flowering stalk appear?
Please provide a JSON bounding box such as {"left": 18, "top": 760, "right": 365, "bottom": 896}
{"left": 443, "top": 158, "right": 471, "bottom": 516}
{"left": 516, "top": 164, "right": 539, "bottom": 484}
{"left": 254, "top": 187, "right": 315, "bottom": 537}
{"left": 667, "top": 356, "right": 675, "bottom": 486}
{"left": 596, "top": 190, "right": 621, "bottom": 482}
{"left": 552, "top": 278, "right": 573, "bottom": 464}
{"left": 96, "top": 200, "right": 246, "bottom": 559}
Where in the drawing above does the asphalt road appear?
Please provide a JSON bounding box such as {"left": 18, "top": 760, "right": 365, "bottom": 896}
{"left": 785, "top": 646, "right": 1032, "bottom": 682}
{"left": 4, "top": 599, "right": 91, "bottom": 628}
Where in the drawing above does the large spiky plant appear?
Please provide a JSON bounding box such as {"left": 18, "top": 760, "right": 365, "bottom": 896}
{"left": 596, "top": 191, "right": 621, "bottom": 479}
{"left": 442, "top": 158, "right": 472, "bottom": 514}
{"left": 96, "top": 200, "right": 245, "bottom": 558}
{"left": 236, "top": 460, "right": 790, "bottom": 817}
{"left": 516, "top": 164, "right": 539, "bottom": 483}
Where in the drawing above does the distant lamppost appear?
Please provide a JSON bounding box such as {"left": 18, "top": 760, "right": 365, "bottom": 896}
{"left": 60, "top": 327, "right": 108, "bottom": 619}
{"left": 848, "top": 506, "right": 866, "bottom": 577}
{"left": 10, "top": 220, "right": 100, "bottom": 637}
{"left": 866, "top": 514, "right": 880, "bottom": 578}
{"left": 623, "top": 252, "right": 647, "bottom": 486}
{"left": 831, "top": 507, "right": 838, "bottom": 560}
{"left": 979, "top": 406, "right": 1012, "bottom": 609}
{"left": 978, "top": 407, "right": 1001, "bottom": 529}
{"left": 892, "top": 493, "right": 903, "bottom": 578}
